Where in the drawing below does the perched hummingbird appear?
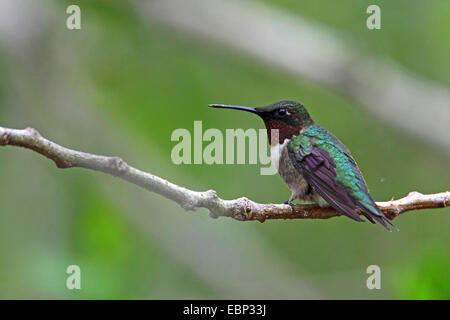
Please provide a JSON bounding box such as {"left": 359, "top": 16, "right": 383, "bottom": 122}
{"left": 209, "top": 101, "right": 394, "bottom": 231}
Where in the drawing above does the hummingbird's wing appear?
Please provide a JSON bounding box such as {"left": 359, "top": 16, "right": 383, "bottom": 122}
{"left": 287, "top": 126, "right": 394, "bottom": 231}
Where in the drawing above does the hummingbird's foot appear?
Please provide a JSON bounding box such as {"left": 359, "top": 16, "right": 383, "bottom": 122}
{"left": 283, "top": 200, "right": 295, "bottom": 213}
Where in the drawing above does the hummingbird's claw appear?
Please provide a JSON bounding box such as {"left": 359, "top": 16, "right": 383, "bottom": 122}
{"left": 283, "top": 200, "right": 295, "bottom": 213}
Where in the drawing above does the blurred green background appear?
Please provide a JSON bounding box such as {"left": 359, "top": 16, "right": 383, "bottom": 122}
{"left": 0, "top": 0, "right": 448, "bottom": 299}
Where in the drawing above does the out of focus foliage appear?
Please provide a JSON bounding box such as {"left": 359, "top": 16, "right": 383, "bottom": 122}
{"left": 0, "top": 0, "right": 448, "bottom": 299}
{"left": 392, "top": 244, "right": 450, "bottom": 299}
{"left": 261, "top": 0, "right": 450, "bottom": 85}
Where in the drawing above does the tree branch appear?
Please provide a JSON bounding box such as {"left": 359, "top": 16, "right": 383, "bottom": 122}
{"left": 1, "top": 126, "right": 448, "bottom": 223}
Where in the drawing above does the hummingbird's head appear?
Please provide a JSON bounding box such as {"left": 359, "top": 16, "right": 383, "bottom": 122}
{"left": 209, "top": 100, "right": 314, "bottom": 144}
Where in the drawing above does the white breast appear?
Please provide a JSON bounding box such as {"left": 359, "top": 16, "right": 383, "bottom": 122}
{"left": 270, "top": 139, "right": 289, "bottom": 171}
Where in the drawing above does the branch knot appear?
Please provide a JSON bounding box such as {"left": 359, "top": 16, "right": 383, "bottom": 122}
{"left": 25, "top": 127, "right": 41, "bottom": 137}
{"left": 110, "top": 157, "right": 127, "bottom": 172}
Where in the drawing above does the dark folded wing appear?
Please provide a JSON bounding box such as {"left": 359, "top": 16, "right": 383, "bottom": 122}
{"left": 288, "top": 141, "right": 394, "bottom": 230}
{"left": 289, "top": 146, "right": 364, "bottom": 222}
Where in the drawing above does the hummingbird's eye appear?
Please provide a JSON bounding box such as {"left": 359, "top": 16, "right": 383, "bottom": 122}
{"left": 277, "top": 108, "right": 287, "bottom": 116}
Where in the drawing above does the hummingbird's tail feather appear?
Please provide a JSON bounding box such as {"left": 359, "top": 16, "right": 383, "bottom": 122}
{"left": 358, "top": 204, "right": 397, "bottom": 232}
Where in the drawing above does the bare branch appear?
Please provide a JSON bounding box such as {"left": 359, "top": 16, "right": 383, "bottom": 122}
{"left": 1, "top": 126, "right": 448, "bottom": 223}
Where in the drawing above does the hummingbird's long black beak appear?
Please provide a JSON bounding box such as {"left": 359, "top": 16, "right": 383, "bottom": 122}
{"left": 208, "top": 104, "right": 259, "bottom": 114}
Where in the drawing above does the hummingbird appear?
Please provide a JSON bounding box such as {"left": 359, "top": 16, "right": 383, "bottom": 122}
{"left": 209, "top": 100, "right": 394, "bottom": 231}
